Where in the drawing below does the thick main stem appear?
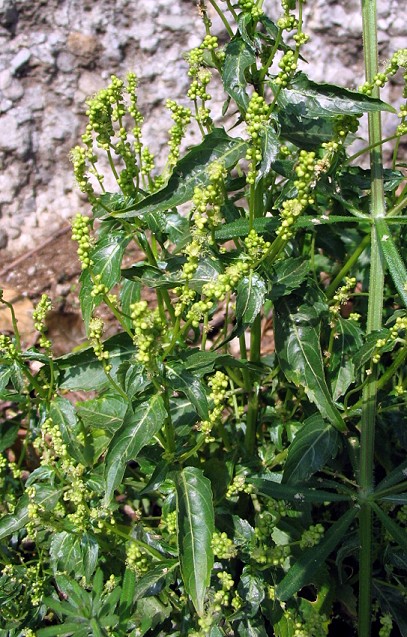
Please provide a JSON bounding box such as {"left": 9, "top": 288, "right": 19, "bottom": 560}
{"left": 359, "top": 2, "right": 386, "bottom": 636}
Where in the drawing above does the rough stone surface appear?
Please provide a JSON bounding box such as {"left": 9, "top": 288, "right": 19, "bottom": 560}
{"left": 0, "top": 0, "right": 405, "bottom": 255}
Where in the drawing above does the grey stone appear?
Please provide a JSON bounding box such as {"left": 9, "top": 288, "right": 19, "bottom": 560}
{"left": 10, "top": 48, "right": 31, "bottom": 75}
{"left": 56, "top": 50, "right": 77, "bottom": 73}
{"left": 0, "top": 0, "right": 17, "bottom": 29}
{"left": 3, "top": 79, "right": 24, "bottom": 102}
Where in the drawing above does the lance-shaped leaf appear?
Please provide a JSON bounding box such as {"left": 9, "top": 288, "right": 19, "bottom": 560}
{"left": 222, "top": 36, "right": 256, "bottom": 112}
{"left": 104, "top": 395, "right": 167, "bottom": 504}
{"left": 256, "top": 123, "right": 279, "bottom": 184}
{"left": 0, "top": 486, "right": 64, "bottom": 541}
{"left": 166, "top": 364, "right": 209, "bottom": 420}
{"left": 274, "top": 288, "right": 347, "bottom": 432}
{"left": 114, "top": 128, "right": 248, "bottom": 218}
{"left": 375, "top": 217, "right": 407, "bottom": 308}
{"left": 269, "top": 257, "right": 309, "bottom": 300}
{"left": 174, "top": 466, "right": 214, "bottom": 615}
{"left": 276, "top": 507, "right": 357, "bottom": 601}
{"left": 236, "top": 273, "right": 267, "bottom": 326}
{"left": 283, "top": 414, "right": 340, "bottom": 484}
{"left": 50, "top": 396, "right": 87, "bottom": 465}
{"left": 252, "top": 475, "right": 351, "bottom": 503}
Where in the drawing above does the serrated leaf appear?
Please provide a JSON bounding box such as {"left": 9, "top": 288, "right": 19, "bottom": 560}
{"left": 104, "top": 395, "right": 167, "bottom": 504}
{"left": 57, "top": 333, "right": 136, "bottom": 391}
{"left": 274, "top": 288, "right": 347, "bottom": 432}
{"left": 276, "top": 507, "right": 357, "bottom": 601}
{"left": 283, "top": 415, "right": 340, "bottom": 484}
{"left": 115, "top": 128, "right": 248, "bottom": 218}
{"left": 269, "top": 257, "right": 309, "bottom": 299}
{"left": 166, "top": 364, "right": 209, "bottom": 420}
{"left": 174, "top": 466, "right": 214, "bottom": 615}
{"left": 222, "top": 36, "right": 256, "bottom": 112}
{"left": 236, "top": 273, "right": 267, "bottom": 325}
{"left": 90, "top": 231, "right": 130, "bottom": 290}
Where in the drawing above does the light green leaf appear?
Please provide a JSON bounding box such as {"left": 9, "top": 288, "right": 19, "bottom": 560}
{"left": 77, "top": 395, "right": 128, "bottom": 434}
{"left": 283, "top": 415, "right": 340, "bottom": 484}
{"left": 115, "top": 128, "right": 248, "bottom": 218}
{"left": 175, "top": 466, "right": 214, "bottom": 615}
{"left": 222, "top": 36, "right": 256, "bottom": 112}
{"left": 276, "top": 507, "right": 357, "bottom": 601}
{"left": 274, "top": 287, "right": 347, "bottom": 432}
{"left": 104, "top": 395, "right": 167, "bottom": 504}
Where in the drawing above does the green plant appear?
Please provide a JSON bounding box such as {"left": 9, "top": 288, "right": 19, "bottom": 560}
{"left": 1, "top": 1, "right": 407, "bottom": 635}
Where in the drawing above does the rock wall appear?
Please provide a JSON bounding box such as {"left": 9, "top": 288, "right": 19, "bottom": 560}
{"left": 0, "top": 0, "right": 405, "bottom": 256}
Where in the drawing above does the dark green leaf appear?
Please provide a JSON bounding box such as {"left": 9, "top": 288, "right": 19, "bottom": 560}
{"left": 277, "top": 72, "right": 396, "bottom": 116}
{"left": 376, "top": 217, "right": 407, "bottom": 308}
{"left": 166, "top": 364, "right": 209, "bottom": 420}
{"left": 269, "top": 257, "right": 309, "bottom": 299}
{"left": 0, "top": 420, "right": 19, "bottom": 452}
{"left": 372, "top": 502, "right": 407, "bottom": 553}
{"left": 274, "top": 287, "right": 347, "bottom": 432}
{"left": 215, "top": 217, "right": 279, "bottom": 241}
{"left": 77, "top": 395, "right": 127, "bottom": 434}
{"left": 222, "top": 36, "right": 256, "bottom": 112}
{"left": 0, "top": 365, "right": 11, "bottom": 391}
{"left": 252, "top": 475, "right": 351, "bottom": 502}
{"left": 116, "top": 360, "right": 151, "bottom": 401}
{"left": 236, "top": 273, "right": 267, "bottom": 325}
{"left": 50, "top": 396, "right": 86, "bottom": 464}
{"left": 134, "top": 560, "right": 178, "bottom": 601}
{"left": 373, "top": 580, "right": 407, "bottom": 637}
{"left": 120, "top": 279, "right": 141, "bottom": 331}
{"left": 375, "top": 458, "right": 407, "bottom": 493}
{"left": 276, "top": 507, "right": 357, "bottom": 601}
{"left": 50, "top": 532, "right": 98, "bottom": 582}
{"left": 115, "top": 128, "right": 248, "bottom": 218}
{"left": 104, "top": 395, "right": 167, "bottom": 504}
{"left": 57, "top": 333, "right": 136, "bottom": 391}
{"left": 79, "top": 267, "right": 99, "bottom": 333}
{"left": 283, "top": 414, "right": 340, "bottom": 484}
{"left": 353, "top": 329, "right": 389, "bottom": 373}
{"left": 90, "top": 231, "right": 130, "bottom": 291}
{"left": 92, "top": 192, "right": 137, "bottom": 218}
{"left": 329, "top": 317, "right": 363, "bottom": 400}
{"left": 237, "top": 569, "right": 265, "bottom": 617}
{"left": 174, "top": 466, "right": 214, "bottom": 615}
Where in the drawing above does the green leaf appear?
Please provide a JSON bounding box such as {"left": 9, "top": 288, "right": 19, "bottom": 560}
{"left": 276, "top": 507, "right": 357, "bottom": 601}
{"left": 0, "top": 486, "right": 64, "bottom": 541}
{"left": 329, "top": 317, "right": 363, "bottom": 400}
{"left": 372, "top": 502, "right": 407, "bottom": 554}
{"left": 269, "top": 257, "right": 309, "bottom": 300}
{"left": 353, "top": 329, "right": 389, "bottom": 373}
{"left": 50, "top": 532, "right": 98, "bottom": 582}
{"left": 256, "top": 123, "right": 280, "bottom": 184}
{"left": 375, "top": 458, "right": 407, "bottom": 494}
{"left": 0, "top": 419, "right": 19, "bottom": 453}
{"left": 133, "top": 560, "right": 178, "bottom": 601}
{"left": 236, "top": 273, "right": 267, "bottom": 325}
{"left": 104, "top": 395, "right": 167, "bottom": 504}
{"left": 174, "top": 466, "right": 214, "bottom": 615}
{"left": 78, "top": 267, "right": 99, "bottom": 333}
{"left": 283, "top": 415, "right": 340, "bottom": 484}
{"left": 50, "top": 396, "right": 86, "bottom": 464}
{"left": 237, "top": 568, "right": 265, "bottom": 617}
{"left": 115, "top": 128, "right": 248, "bottom": 218}
{"left": 116, "top": 360, "right": 151, "bottom": 401}
{"left": 77, "top": 395, "right": 127, "bottom": 434}
{"left": 57, "top": 333, "right": 136, "bottom": 391}
{"left": 375, "top": 217, "right": 407, "bottom": 308}
{"left": 215, "top": 217, "right": 279, "bottom": 241}
{"left": 274, "top": 287, "right": 347, "bottom": 432}
{"left": 90, "top": 230, "right": 130, "bottom": 293}
{"left": 252, "top": 476, "right": 351, "bottom": 503}
{"left": 92, "top": 192, "right": 137, "bottom": 219}
{"left": 277, "top": 72, "right": 396, "bottom": 116}
{"left": 373, "top": 580, "right": 407, "bottom": 637}
{"left": 166, "top": 364, "right": 209, "bottom": 420}
{"left": 222, "top": 36, "right": 256, "bottom": 112}
{"left": 120, "top": 279, "right": 141, "bottom": 331}
{"left": 37, "top": 623, "right": 85, "bottom": 637}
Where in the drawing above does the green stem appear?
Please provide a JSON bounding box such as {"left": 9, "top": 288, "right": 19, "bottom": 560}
{"left": 359, "top": 2, "right": 386, "bottom": 635}
{"left": 325, "top": 234, "right": 371, "bottom": 299}
{"left": 244, "top": 313, "right": 261, "bottom": 456}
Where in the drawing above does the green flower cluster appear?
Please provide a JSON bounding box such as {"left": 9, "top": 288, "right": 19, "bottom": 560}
{"left": 197, "top": 371, "right": 230, "bottom": 442}
{"left": 275, "top": 49, "right": 298, "bottom": 87}
{"left": 126, "top": 543, "right": 150, "bottom": 576}
{"left": 70, "top": 144, "right": 99, "bottom": 199}
{"left": 299, "top": 523, "right": 325, "bottom": 549}
{"left": 330, "top": 276, "right": 356, "bottom": 319}
{"left": 245, "top": 92, "right": 269, "bottom": 184}
{"left": 33, "top": 294, "right": 52, "bottom": 350}
{"left": 130, "top": 300, "right": 163, "bottom": 365}
{"left": 226, "top": 473, "right": 253, "bottom": 499}
{"left": 71, "top": 213, "right": 93, "bottom": 270}
{"left": 0, "top": 334, "right": 18, "bottom": 361}
{"left": 379, "top": 614, "right": 393, "bottom": 637}
{"left": 212, "top": 571, "right": 234, "bottom": 611}
{"left": 238, "top": 0, "right": 263, "bottom": 19}
{"left": 89, "top": 317, "right": 112, "bottom": 372}
{"left": 212, "top": 531, "right": 237, "bottom": 559}
{"left": 166, "top": 99, "right": 192, "bottom": 167}
{"left": 372, "top": 314, "right": 407, "bottom": 364}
